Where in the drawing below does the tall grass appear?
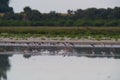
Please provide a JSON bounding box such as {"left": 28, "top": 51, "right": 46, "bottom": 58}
{"left": 0, "top": 27, "right": 120, "bottom": 39}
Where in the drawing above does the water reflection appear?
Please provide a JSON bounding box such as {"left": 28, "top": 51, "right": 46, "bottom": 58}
{"left": 0, "top": 46, "right": 120, "bottom": 59}
{"left": 0, "top": 53, "right": 119, "bottom": 80}
{"left": 23, "top": 54, "right": 31, "bottom": 59}
{"left": 8, "top": 55, "right": 120, "bottom": 80}
{"left": 0, "top": 55, "right": 11, "bottom": 80}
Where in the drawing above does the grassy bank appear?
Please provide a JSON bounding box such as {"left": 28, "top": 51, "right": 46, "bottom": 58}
{"left": 0, "top": 27, "right": 120, "bottom": 40}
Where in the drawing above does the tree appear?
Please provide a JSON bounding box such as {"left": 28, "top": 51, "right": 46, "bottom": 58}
{"left": 108, "top": 7, "right": 120, "bottom": 19}
{"left": 74, "top": 9, "right": 84, "bottom": 19}
{"left": 0, "top": 0, "right": 13, "bottom": 13}
{"left": 84, "top": 8, "right": 98, "bottom": 19}
{"left": 67, "top": 9, "right": 74, "bottom": 15}
{"left": 0, "top": 0, "right": 9, "bottom": 4}
{"left": 29, "top": 10, "right": 42, "bottom": 20}
{"left": 23, "top": 7, "right": 32, "bottom": 13}
{"left": 23, "top": 7, "right": 42, "bottom": 21}
{"left": 4, "top": 13, "right": 22, "bottom": 20}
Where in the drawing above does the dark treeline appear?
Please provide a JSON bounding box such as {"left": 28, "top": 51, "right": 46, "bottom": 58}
{"left": 0, "top": 0, "right": 120, "bottom": 26}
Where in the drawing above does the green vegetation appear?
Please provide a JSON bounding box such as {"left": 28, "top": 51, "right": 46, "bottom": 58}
{"left": 0, "top": 0, "right": 120, "bottom": 26}
{"left": 0, "top": 0, "right": 120, "bottom": 40}
{"left": 0, "top": 19, "right": 120, "bottom": 26}
{"left": 0, "top": 27, "right": 120, "bottom": 40}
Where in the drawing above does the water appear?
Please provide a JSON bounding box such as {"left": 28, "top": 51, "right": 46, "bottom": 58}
{"left": 0, "top": 54, "right": 120, "bottom": 80}
{"left": 0, "top": 46, "right": 120, "bottom": 58}
{"left": 0, "top": 45, "right": 120, "bottom": 80}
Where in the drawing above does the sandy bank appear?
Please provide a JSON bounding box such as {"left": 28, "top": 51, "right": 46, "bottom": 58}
{"left": 0, "top": 37, "right": 120, "bottom": 45}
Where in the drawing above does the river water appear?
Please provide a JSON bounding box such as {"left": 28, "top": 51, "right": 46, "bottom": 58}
{"left": 0, "top": 54, "right": 120, "bottom": 80}
{"left": 0, "top": 46, "right": 120, "bottom": 80}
